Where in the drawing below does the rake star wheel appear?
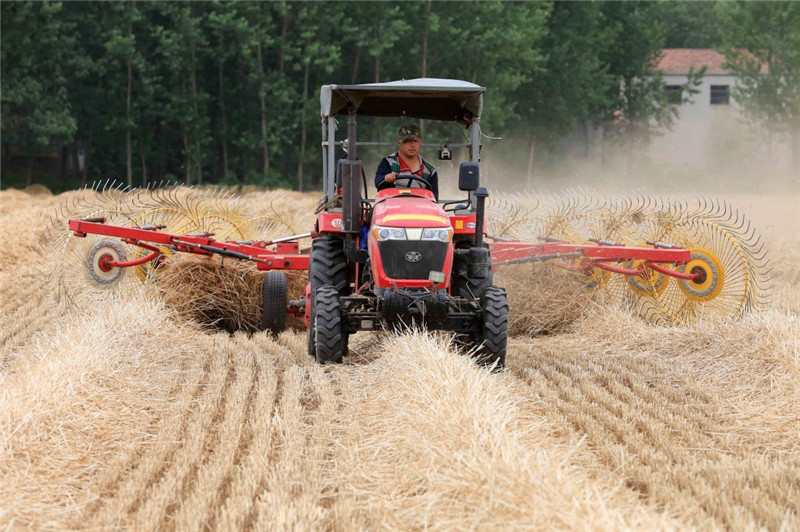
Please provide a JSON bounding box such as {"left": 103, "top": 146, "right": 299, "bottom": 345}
{"left": 134, "top": 245, "right": 175, "bottom": 282}
{"left": 569, "top": 258, "right": 612, "bottom": 288}
{"left": 569, "top": 191, "right": 770, "bottom": 325}
{"left": 627, "top": 202, "right": 766, "bottom": 325}
{"left": 134, "top": 185, "right": 253, "bottom": 242}
{"left": 245, "top": 190, "right": 315, "bottom": 241}
{"left": 39, "top": 181, "right": 282, "bottom": 311}
{"left": 38, "top": 182, "right": 150, "bottom": 310}
{"left": 487, "top": 189, "right": 770, "bottom": 326}
{"left": 643, "top": 230, "right": 740, "bottom": 325}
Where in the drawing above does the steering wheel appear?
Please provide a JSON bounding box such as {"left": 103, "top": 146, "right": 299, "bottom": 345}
{"left": 394, "top": 173, "right": 432, "bottom": 191}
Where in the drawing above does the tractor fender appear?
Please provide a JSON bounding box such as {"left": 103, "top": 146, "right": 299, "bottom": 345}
{"left": 317, "top": 211, "right": 345, "bottom": 233}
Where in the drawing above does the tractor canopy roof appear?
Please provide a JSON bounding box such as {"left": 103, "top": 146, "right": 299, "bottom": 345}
{"left": 320, "top": 78, "right": 484, "bottom": 124}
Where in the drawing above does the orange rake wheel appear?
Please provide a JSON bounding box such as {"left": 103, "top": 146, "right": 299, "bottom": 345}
{"left": 39, "top": 183, "right": 262, "bottom": 311}
{"left": 588, "top": 193, "right": 769, "bottom": 325}
{"left": 637, "top": 216, "right": 762, "bottom": 325}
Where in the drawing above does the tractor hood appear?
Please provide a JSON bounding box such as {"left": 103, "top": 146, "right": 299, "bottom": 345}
{"left": 372, "top": 190, "right": 450, "bottom": 228}
{"left": 320, "top": 78, "right": 484, "bottom": 124}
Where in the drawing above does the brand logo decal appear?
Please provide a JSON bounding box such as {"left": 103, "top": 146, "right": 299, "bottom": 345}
{"left": 466, "top": 222, "right": 476, "bottom": 229}
{"left": 405, "top": 251, "right": 422, "bottom": 263}
{"left": 331, "top": 218, "right": 343, "bottom": 228}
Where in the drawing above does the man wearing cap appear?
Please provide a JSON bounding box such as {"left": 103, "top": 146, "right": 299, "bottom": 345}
{"left": 375, "top": 124, "right": 439, "bottom": 201}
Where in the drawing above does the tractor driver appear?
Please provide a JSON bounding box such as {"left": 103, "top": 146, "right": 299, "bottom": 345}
{"left": 375, "top": 124, "right": 439, "bottom": 201}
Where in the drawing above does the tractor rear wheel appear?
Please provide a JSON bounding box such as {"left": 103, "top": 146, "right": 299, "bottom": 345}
{"left": 261, "top": 271, "right": 288, "bottom": 335}
{"left": 314, "top": 285, "right": 346, "bottom": 364}
{"left": 476, "top": 286, "right": 509, "bottom": 370}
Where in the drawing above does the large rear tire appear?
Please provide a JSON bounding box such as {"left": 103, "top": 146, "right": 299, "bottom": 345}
{"left": 314, "top": 285, "right": 345, "bottom": 364}
{"left": 476, "top": 286, "right": 509, "bottom": 370}
{"left": 261, "top": 271, "right": 288, "bottom": 335}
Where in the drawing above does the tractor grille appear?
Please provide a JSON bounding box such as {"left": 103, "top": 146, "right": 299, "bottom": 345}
{"left": 378, "top": 241, "right": 449, "bottom": 280}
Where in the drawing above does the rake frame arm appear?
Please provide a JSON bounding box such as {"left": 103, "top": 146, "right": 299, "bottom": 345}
{"left": 490, "top": 241, "right": 690, "bottom": 264}
{"left": 489, "top": 240, "right": 694, "bottom": 279}
{"left": 69, "top": 219, "right": 310, "bottom": 271}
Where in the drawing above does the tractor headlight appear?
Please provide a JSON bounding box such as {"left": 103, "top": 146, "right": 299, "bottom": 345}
{"left": 421, "top": 227, "right": 453, "bottom": 242}
{"left": 373, "top": 225, "right": 406, "bottom": 241}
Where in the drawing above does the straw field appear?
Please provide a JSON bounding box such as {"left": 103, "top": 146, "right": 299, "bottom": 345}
{"left": 1, "top": 186, "right": 798, "bottom": 530}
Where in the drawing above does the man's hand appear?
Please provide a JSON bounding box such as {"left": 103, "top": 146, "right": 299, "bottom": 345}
{"left": 384, "top": 172, "right": 397, "bottom": 184}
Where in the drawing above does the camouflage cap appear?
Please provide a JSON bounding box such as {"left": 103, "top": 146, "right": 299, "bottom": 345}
{"left": 398, "top": 124, "right": 422, "bottom": 142}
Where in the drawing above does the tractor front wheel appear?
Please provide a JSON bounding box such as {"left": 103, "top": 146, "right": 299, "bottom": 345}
{"left": 314, "top": 285, "right": 347, "bottom": 364}
{"left": 452, "top": 246, "right": 493, "bottom": 301}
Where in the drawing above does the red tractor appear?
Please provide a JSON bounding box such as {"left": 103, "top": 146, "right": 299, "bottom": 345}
{"left": 307, "top": 79, "right": 508, "bottom": 366}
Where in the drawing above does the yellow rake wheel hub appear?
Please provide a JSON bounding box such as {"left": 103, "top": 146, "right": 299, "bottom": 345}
{"left": 678, "top": 247, "right": 725, "bottom": 302}
{"left": 569, "top": 258, "right": 611, "bottom": 288}
{"left": 626, "top": 259, "right": 670, "bottom": 297}
{"left": 134, "top": 245, "right": 174, "bottom": 282}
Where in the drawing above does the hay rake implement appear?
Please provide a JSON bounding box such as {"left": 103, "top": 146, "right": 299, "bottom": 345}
{"left": 38, "top": 180, "right": 313, "bottom": 310}
{"left": 41, "top": 182, "right": 768, "bottom": 328}
{"left": 39, "top": 80, "right": 771, "bottom": 368}
{"left": 487, "top": 189, "right": 770, "bottom": 325}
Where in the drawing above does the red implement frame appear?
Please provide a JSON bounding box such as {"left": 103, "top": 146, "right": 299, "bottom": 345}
{"left": 489, "top": 240, "right": 697, "bottom": 281}
{"left": 69, "top": 219, "right": 696, "bottom": 281}
{"left": 69, "top": 219, "right": 310, "bottom": 271}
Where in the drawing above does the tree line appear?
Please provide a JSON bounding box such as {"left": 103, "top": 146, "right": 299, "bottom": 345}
{"left": 2, "top": 1, "right": 797, "bottom": 192}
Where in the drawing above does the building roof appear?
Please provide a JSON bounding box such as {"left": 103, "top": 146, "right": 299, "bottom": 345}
{"left": 656, "top": 49, "right": 731, "bottom": 75}
{"left": 656, "top": 48, "right": 768, "bottom": 75}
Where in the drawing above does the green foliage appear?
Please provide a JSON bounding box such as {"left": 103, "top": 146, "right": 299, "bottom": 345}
{"left": 598, "top": 1, "right": 672, "bottom": 144}
{"left": 12, "top": 0, "right": 785, "bottom": 190}
{"left": 719, "top": 1, "right": 800, "bottom": 170}
{"left": 1, "top": 1, "right": 77, "bottom": 149}
{"left": 517, "top": 1, "right": 612, "bottom": 142}
{"left": 419, "top": 1, "right": 550, "bottom": 128}
{"left": 661, "top": 1, "right": 724, "bottom": 49}
{"left": 719, "top": 2, "right": 800, "bottom": 133}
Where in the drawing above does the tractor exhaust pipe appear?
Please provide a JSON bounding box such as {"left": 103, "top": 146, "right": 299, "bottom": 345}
{"left": 473, "top": 187, "right": 488, "bottom": 249}
{"left": 341, "top": 107, "right": 368, "bottom": 263}
{"left": 467, "top": 186, "right": 491, "bottom": 280}
{"left": 342, "top": 107, "right": 361, "bottom": 237}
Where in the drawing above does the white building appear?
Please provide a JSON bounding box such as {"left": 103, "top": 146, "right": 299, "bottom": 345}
{"left": 652, "top": 48, "right": 762, "bottom": 172}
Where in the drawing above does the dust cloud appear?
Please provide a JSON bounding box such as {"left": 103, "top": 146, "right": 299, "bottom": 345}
{"left": 462, "top": 116, "right": 800, "bottom": 241}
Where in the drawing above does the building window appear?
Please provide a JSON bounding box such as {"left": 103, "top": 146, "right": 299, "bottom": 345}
{"left": 665, "top": 85, "right": 682, "bottom": 104}
{"left": 710, "top": 85, "right": 730, "bottom": 105}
